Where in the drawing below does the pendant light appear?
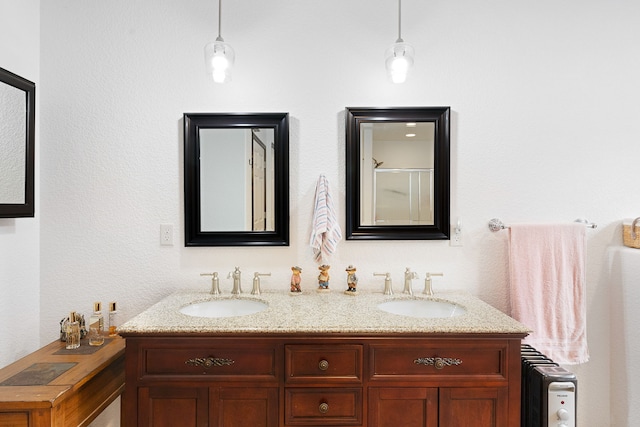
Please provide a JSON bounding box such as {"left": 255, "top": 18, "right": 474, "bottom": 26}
{"left": 204, "top": 0, "right": 235, "bottom": 83}
{"left": 385, "top": 0, "right": 414, "bottom": 84}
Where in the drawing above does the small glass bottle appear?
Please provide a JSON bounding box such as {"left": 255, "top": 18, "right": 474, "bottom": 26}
{"left": 89, "top": 302, "right": 105, "bottom": 346}
{"left": 66, "top": 311, "right": 81, "bottom": 349}
{"left": 108, "top": 301, "right": 118, "bottom": 337}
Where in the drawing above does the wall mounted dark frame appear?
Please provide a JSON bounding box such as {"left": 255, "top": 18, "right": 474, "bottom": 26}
{"left": 183, "top": 112, "right": 290, "bottom": 246}
{"left": 345, "top": 106, "right": 450, "bottom": 240}
{"left": 0, "top": 67, "right": 35, "bottom": 218}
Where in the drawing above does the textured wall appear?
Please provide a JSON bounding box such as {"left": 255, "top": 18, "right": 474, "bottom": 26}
{"left": 0, "top": 0, "right": 40, "bottom": 369}
{"left": 35, "top": 1, "right": 640, "bottom": 425}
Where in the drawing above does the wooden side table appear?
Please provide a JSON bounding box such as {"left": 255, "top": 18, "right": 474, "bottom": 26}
{"left": 0, "top": 336, "right": 125, "bottom": 427}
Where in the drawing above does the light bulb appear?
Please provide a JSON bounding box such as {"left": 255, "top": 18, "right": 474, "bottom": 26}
{"left": 205, "top": 39, "right": 235, "bottom": 83}
{"left": 212, "top": 69, "right": 227, "bottom": 83}
{"left": 385, "top": 41, "right": 414, "bottom": 84}
{"left": 211, "top": 54, "right": 229, "bottom": 70}
{"left": 391, "top": 56, "right": 410, "bottom": 72}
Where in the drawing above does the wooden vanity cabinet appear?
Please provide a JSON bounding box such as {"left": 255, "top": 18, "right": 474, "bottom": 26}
{"left": 367, "top": 337, "right": 517, "bottom": 427}
{"left": 122, "top": 334, "right": 523, "bottom": 427}
{"left": 122, "top": 337, "right": 279, "bottom": 427}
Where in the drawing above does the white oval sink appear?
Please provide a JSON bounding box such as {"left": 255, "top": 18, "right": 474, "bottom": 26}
{"left": 180, "top": 299, "right": 268, "bottom": 318}
{"left": 377, "top": 299, "right": 466, "bottom": 318}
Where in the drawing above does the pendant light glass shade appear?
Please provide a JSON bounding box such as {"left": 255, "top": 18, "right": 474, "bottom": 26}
{"left": 385, "top": 41, "right": 414, "bottom": 84}
{"left": 205, "top": 0, "right": 234, "bottom": 84}
{"left": 205, "top": 37, "right": 235, "bottom": 83}
{"left": 385, "top": 0, "right": 414, "bottom": 84}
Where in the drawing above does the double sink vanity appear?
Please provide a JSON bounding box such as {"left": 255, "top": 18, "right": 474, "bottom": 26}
{"left": 117, "top": 106, "right": 528, "bottom": 426}
{"left": 119, "top": 289, "right": 529, "bottom": 426}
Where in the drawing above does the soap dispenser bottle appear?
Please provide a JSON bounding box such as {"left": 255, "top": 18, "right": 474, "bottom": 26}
{"left": 66, "top": 311, "right": 81, "bottom": 349}
{"left": 89, "top": 302, "right": 105, "bottom": 346}
{"left": 108, "top": 302, "right": 118, "bottom": 337}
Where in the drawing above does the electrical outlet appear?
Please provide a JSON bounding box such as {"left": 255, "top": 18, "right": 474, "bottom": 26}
{"left": 450, "top": 226, "right": 462, "bottom": 247}
{"left": 160, "top": 224, "right": 173, "bottom": 246}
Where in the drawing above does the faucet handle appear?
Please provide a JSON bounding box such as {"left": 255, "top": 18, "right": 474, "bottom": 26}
{"left": 251, "top": 272, "right": 271, "bottom": 295}
{"left": 405, "top": 267, "right": 418, "bottom": 277}
{"left": 423, "top": 272, "right": 444, "bottom": 296}
{"left": 227, "top": 267, "right": 240, "bottom": 280}
{"left": 374, "top": 273, "right": 393, "bottom": 295}
{"left": 200, "top": 272, "right": 221, "bottom": 295}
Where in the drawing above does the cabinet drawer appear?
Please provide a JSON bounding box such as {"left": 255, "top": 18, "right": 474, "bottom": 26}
{"left": 370, "top": 342, "right": 507, "bottom": 382}
{"left": 142, "top": 345, "right": 277, "bottom": 380}
{"left": 285, "top": 388, "right": 362, "bottom": 425}
{"left": 285, "top": 345, "right": 363, "bottom": 384}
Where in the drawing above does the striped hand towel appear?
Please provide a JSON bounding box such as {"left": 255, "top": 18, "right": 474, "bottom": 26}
{"left": 309, "top": 174, "right": 342, "bottom": 263}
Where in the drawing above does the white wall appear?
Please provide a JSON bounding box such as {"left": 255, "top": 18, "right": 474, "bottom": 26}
{"left": 0, "top": 0, "right": 40, "bottom": 369}
{"left": 25, "top": 0, "right": 640, "bottom": 426}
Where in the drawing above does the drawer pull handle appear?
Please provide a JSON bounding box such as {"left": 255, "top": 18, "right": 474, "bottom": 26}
{"left": 414, "top": 356, "right": 462, "bottom": 369}
{"left": 185, "top": 357, "right": 235, "bottom": 368}
{"left": 318, "top": 359, "right": 329, "bottom": 371}
{"left": 318, "top": 402, "right": 329, "bottom": 414}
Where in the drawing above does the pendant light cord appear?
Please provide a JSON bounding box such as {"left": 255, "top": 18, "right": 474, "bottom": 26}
{"left": 217, "top": 0, "right": 223, "bottom": 41}
{"left": 397, "top": 0, "right": 403, "bottom": 43}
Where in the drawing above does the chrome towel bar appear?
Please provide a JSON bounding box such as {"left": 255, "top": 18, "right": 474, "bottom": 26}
{"left": 488, "top": 218, "right": 597, "bottom": 232}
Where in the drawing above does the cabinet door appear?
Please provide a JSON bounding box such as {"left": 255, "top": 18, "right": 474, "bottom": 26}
{"left": 439, "top": 387, "right": 508, "bottom": 427}
{"left": 212, "top": 387, "right": 278, "bottom": 427}
{"left": 138, "top": 386, "right": 209, "bottom": 427}
{"left": 369, "top": 387, "right": 438, "bottom": 427}
{"left": 0, "top": 412, "right": 29, "bottom": 427}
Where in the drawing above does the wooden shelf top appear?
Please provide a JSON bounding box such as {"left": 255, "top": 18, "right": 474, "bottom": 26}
{"left": 0, "top": 336, "right": 124, "bottom": 407}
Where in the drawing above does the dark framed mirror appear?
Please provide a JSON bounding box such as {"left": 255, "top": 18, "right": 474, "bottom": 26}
{"left": 345, "top": 107, "right": 450, "bottom": 240}
{"left": 184, "top": 112, "right": 289, "bottom": 246}
{"left": 0, "top": 67, "right": 35, "bottom": 218}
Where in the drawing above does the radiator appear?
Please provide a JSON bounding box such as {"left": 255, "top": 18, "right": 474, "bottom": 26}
{"left": 521, "top": 344, "right": 577, "bottom": 427}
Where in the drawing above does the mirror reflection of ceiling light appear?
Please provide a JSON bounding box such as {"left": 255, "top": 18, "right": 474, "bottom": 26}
{"left": 204, "top": 0, "right": 235, "bottom": 83}
{"left": 406, "top": 122, "right": 417, "bottom": 127}
{"left": 385, "top": 0, "right": 414, "bottom": 84}
{"left": 405, "top": 133, "right": 416, "bottom": 137}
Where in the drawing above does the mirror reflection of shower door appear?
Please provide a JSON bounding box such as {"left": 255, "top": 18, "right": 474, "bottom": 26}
{"left": 373, "top": 169, "right": 433, "bottom": 225}
{"left": 252, "top": 133, "right": 267, "bottom": 231}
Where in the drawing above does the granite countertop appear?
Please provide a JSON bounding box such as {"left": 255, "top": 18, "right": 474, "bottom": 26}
{"left": 119, "top": 289, "right": 530, "bottom": 336}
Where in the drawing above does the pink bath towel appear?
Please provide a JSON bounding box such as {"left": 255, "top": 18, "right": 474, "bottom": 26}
{"left": 508, "top": 223, "right": 589, "bottom": 364}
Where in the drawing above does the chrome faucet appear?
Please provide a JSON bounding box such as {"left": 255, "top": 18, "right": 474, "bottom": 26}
{"left": 251, "top": 272, "right": 271, "bottom": 295}
{"left": 200, "top": 272, "right": 221, "bottom": 295}
{"left": 374, "top": 272, "right": 393, "bottom": 295}
{"left": 228, "top": 267, "right": 242, "bottom": 294}
{"left": 423, "top": 272, "right": 444, "bottom": 296}
{"left": 403, "top": 268, "right": 419, "bottom": 295}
